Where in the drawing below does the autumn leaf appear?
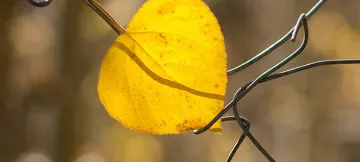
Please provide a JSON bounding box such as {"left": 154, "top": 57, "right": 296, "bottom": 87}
{"left": 97, "top": 0, "right": 227, "bottom": 135}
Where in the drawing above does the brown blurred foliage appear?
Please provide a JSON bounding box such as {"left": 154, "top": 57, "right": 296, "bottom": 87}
{"left": 1, "top": 0, "right": 360, "bottom": 162}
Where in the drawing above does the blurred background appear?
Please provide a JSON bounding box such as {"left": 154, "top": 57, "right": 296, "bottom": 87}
{"left": 1, "top": 0, "right": 360, "bottom": 162}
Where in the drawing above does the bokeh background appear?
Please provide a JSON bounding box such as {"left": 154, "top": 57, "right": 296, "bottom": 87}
{"left": 1, "top": 0, "right": 360, "bottom": 162}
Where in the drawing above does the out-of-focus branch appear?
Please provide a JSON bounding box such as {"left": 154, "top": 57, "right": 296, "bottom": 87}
{"left": 0, "top": 2, "right": 26, "bottom": 162}
{"left": 55, "top": 0, "right": 89, "bottom": 161}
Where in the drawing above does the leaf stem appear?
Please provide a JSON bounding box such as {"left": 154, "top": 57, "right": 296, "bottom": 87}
{"left": 81, "top": 0, "right": 126, "bottom": 35}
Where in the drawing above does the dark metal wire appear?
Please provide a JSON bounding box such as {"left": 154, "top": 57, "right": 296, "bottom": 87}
{"left": 220, "top": 14, "right": 308, "bottom": 162}
{"left": 193, "top": 13, "right": 309, "bottom": 135}
{"left": 28, "top": 0, "right": 360, "bottom": 161}
{"left": 226, "top": 0, "right": 326, "bottom": 75}
{"left": 222, "top": 116, "right": 250, "bottom": 162}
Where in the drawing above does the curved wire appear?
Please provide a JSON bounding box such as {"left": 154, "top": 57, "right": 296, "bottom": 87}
{"left": 196, "top": 58, "right": 360, "bottom": 134}
{"left": 222, "top": 115, "right": 275, "bottom": 162}
{"left": 227, "top": 0, "right": 326, "bottom": 76}
{"left": 230, "top": 14, "right": 307, "bottom": 162}
{"left": 222, "top": 116, "right": 250, "bottom": 162}
{"left": 232, "top": 103, "right": 277, "bottom": 162}
{"left": 258, "top": 59, "right": 360, "bottom": 84}
{"left": 194, "top": 13, "right": 309, "bottom": 135}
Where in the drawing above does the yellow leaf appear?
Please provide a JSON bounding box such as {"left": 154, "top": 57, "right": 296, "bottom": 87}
{"left": 97, "top": 0, "right": 227, "bottom": 135}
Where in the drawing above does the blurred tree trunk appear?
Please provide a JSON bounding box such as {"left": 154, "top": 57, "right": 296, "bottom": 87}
{"left": 56, "top": 0, "right": 90, "bottom": 161}
{"left": 0, "top": 1, "right": 27, "bottom": 162}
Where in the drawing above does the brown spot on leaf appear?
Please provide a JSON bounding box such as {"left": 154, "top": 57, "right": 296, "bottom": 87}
{"left": 159, "top": 33, "right": 166, "bottom": 39}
